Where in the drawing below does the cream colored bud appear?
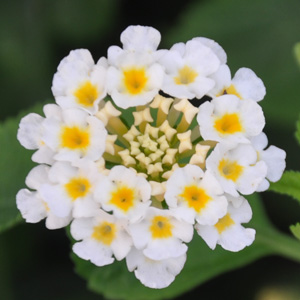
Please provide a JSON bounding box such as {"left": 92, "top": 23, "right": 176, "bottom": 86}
{"left": 147, "top": 162, "right": 163, "bottom": 175}
{"left": 177, "top": 130, "right": 192, "bottom": 153}
{"left": 150, "top": 94, "right": 173, "bottom": 114}
{"left": 95, "top": 100, "right": 121, "bottom": 125}
{"left": 174, "top": 98, "right": 199, "bottom": 124}
{"left": 133, "top": 108, "right": 153, "bottom": 126}
{"left": 144, "top": 123, "right": 159, "bottom": 139}
{"left": 162, "top": 149, "right": 178, "bottom": 165}
{"left": 157, "top": 135, "right": 169, "bottom": 151}
{"left": 149, "top": 181, "right": 166, "bottom": 196}
{"left": 190, "top": 144, "right": 210, "bottom": 164}
{"left": 159, "top": 120, "right": 177, "bottom": 141}
{"left": 149, "top": 149, "right": 164, "bottom": 162}
{"left": 137, "top": 134, "right": 158, "bottom": 152}
{"left": 123, "top": 126, "right": 141, "bottom": 142}
{"left": 118, "top": 149, "right": 136, "bottom": 166}
{"left": 105, "top": 134, "right": 117, "bottom": 155}
{"left": 136, "top": 153, "right": 152, "bottom": 166}
{"left": 130, "top": 141, "right": 141, "bottom": 156}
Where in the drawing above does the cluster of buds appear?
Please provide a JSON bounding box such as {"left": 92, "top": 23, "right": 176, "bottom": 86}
{"left": 16, "top": 25, "right": 286, "bottom": 289}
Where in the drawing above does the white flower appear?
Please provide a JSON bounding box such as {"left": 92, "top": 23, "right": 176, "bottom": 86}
{"left": 42, "top": 106, "right": 107, "bottom": 163}
{"left": 52, "top": 49, "right": 107, "bottom": 115}
{"left": 209, "top": 65, "right": 266, "bottom": 101}
{"left": 195, "top": 197, "right": 255, "bottom": 252}
{"left": 129, "top": 207, "right": 193, "bottom": 260}
{"left": 16, "top": 104, "right": 63, "bottom": 164}
{"left": 16, "top": 165, "right": 71, "bottom": 229}
{"left": 39, "top": 161, "right": 101, "bottom": 218}
{"left": 206, "top": 143, "right": 268, "bottom": 197}
{"left": 165, "top": 165, "right": 227, "bottom": 225}
{"left": 106, "top": 26, "right": 164, "bottom": 109}
{"left": 159, "top": 39, "right": 220, "bottom": 99}
{"left": 95, "top": 166, "right": 151, "bottom": 223}
{"left": 197, "top": 95, "right": 265, "bottom": 145}
{"left": 251, "top": 132, "right": 286, "bottom": 191}
{"left": 126, "top": 247, "right": 186, "bottom": 289}
{"left": 71, "top": 209, "right": 132, "bottom": 267}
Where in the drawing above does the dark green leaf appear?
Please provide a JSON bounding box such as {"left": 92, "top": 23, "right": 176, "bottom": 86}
{"left": 269, "top": 171, "right": 300, "bottom": 204}
{"left": 290, "top": 223, "right": 300, "bottom": 241}
{"left": 294, "top": 42, "right": 300, "bottom": 68}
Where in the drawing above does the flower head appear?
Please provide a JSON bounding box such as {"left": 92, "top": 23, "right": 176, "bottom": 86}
{"left": 16, "top": 25, "right": 286, "bottom": 289}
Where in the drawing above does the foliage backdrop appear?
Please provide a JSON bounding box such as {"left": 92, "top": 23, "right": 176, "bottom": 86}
{"left": 1, "top": 0, "right": 300, "bottom": 299}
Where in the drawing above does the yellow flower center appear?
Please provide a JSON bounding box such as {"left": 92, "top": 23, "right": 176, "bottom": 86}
{"left": 123, "top": 68, "right": 148, "bottom": 95}
{"left": 110, "top": 186, "right": 135, "bottom": 211}
{"left": 150, "top": 216, "right": 173, "bottom": 239}
{"left": 65, "top": 177, "right": 91, "bottom": 201}
{"left": 61, "top": 126, "right": 90, "bottom": 150}
{"left": 224, "top": 84, "right": 242, "bottom": 99}
{"left": 215, "top": 213, "right": 235, "bottom": 233}
{"left": 180, "top": 185, "right": 211, "bottom": 212}
{"left": 174, "top": 65, "right": 198, "bottom": 85}
{"left": 73, "top": 81, "right": 99, "bottom": 107}
{"left": 218, "top": 159, "right": 244, "bottom": 182}
{"left": 92, "top": 221, "right": 116, "bottom": 245}
{"left": 214, "top": 113, "right": 243, "bottom": 135}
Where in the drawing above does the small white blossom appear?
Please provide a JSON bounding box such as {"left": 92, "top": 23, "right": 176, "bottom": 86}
{"left": 71, "top": 209, "right": 132, "bottom": 266}
{"left": 126, "top": 247, "right": 186, "bottom": 289}
{"left": 95, "top": 166, "right": 152, "bottom": 223}
{"left": 42, "top": 106, "right": 107, "bottom": 163}
{"left": 129, "top": 207, "right": 193, "bottom": 260}
{"left": 16, "top": 165, "right": 71, "bottom": 229}
{"left": 39, "top": 161, "right": 101, "bottom": 218}
{"left": 206, "top": 143, "right": 268, "bottom": 197}
{"left": 159, "top": 39, "right": 220, "bottom": 99}
{"left": 196, "top": 197, "right": 255, "bottom": 252}
{"left": 197, "top": 95, "right": 265, "bottom": 145}
{"left": 165, "top": 165, "right": 227, "bottom": 225}
{"left": 52, "top": 49, "right": 107, "bottom": 115}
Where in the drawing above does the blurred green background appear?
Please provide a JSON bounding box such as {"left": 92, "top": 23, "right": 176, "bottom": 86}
{"left": 1, "top": 0, "right": 300, "bottom": 299}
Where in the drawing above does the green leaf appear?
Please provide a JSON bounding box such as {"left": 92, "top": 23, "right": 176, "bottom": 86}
{"left": 295, "top": 115, "right": 300, "bottom": 145}
{"left": 70, "top": 193, "right": 300, "bottom": 300}
{"left": 0, "top": 103, "right": 44, "bottom": 233}
{"left": 269, "top": 171, "right": 300, "bottom": 204}
{"left": 290, "top": 223, "right": 300, "bottom": 241}
{"left": 294, "top": 42, "right": 300, "bottom": 68}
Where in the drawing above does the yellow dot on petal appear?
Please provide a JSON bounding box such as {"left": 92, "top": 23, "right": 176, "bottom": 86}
{"left": 92, "top": 221, "right": 116, "bottom": 245}
{"left": 224, "top": 84, "right": 242, "bottom": 99}
{"left": 215, "top": 213, "right": 235, "bottom": 233}
{"left": 74, "top": 81, "right": 99, "bottom": 107}
{"left": 150, "top": 216, "right": 173, "bottom": 239}
{"left": 123, "top": 68, "right": 148, "bottom": 95}
{"left": 110, "top": 186, "right": 135, "bottom": 212}
{"left": 174, "top": 65, "right": 198, "bottom": 85}
{"left": 61, "top": 126, "right": 90, "bottom": 150}
{"left": 218, "top": 159, "right": 244, "bottom": 182}
{"left": 214, "top": 113, "right": 243, "bottom": 135}
{"left": 180, "top": 185, "right": 211, "bottom": 212}
{"left": 65, "top": 177, "right": 91, "bottom": 201}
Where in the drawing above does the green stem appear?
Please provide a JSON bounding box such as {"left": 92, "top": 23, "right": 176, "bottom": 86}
{"left": 256, "top": 227, "right": 300, "bottom": 263}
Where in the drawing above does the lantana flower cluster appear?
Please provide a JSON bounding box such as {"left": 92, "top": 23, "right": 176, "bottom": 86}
{"left": 16, "top": 25, "right": 286, "bottom": 289}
